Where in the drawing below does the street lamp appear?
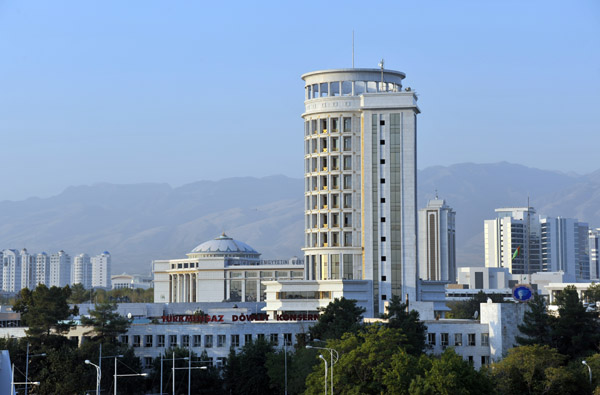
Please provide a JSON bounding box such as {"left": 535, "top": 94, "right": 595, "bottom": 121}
{"left": 307, "top": 342, "right": 339, "bottom": 395}
{"left": 583, "top": 360, "right": 592, "bottom": 386}
{"left": 84, "top": 360, "right": 101, "bottom": 395}
{"left": 24, "top": 342, "right": 46, "bottom": 395}
{"left": 159, "top": 354, "right": 190, "bottom": 395}
{"left": 114, "top": 357, "right": 147, "bottom": 395}
{"left": 318, "top": 355, "right": 328, "bottom": 395}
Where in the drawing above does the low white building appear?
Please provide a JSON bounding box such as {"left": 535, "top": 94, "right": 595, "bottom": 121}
{"left": 111, "top": 273, "right": 152, "bottom": 290}
{"left": 153, "top": 234, "right": 304, "bottom": 304}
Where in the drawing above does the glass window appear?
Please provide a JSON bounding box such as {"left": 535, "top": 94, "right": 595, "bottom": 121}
{"left": 343, "top": 156, "right": 352, "bottom": 170}
{"left": 343, "top": 213, "right": 352, "bottom": 227}
{"left": 468, "top": 333, "right": 476, "bottom": 346}
{"left": 257, "top": 333, "right": 265, "bottom": 341}
{"left": 144, "top": 357, "right": 153, "bottom": 369}
{"left": 330, "top": 81, "right": 340, "bottom": 97}
{"left": 343, "top": 254, "right": 353, "bottom": 279}
{"left": 312, "top": 84, "right": 318, "bottom": 99}
{"left": 427, "top": 333, "right": 436, "bottom": 346}
{"left": 157, "top": 335, "right": 165, "bottom": 347}
{"left": 331, "top": 254, "right": 340, "bottom": 279}
{"left": 133, "top": 335, "right": 141, "bottom": 347}
{"left": 441, "top": 333, "right": 449, "bottom": 347}
{"left": 182, "top": 335, "right": 189, "bottom": 347}
{"left": 344, "top": 232, "right": 352, "bottom": 247}
{"left": 343, "top": 117, "right": 351, "bottom": 132}
{"left": 342, "top": 81, "right": 352, "bottom": 96}
{"left": 217, "top": 334, "right": 226, "bottom": 347}
{"left": 145, "top": 335, "right": 153, "bottom": 347}
{"left": 120, "top": 335, "right": 129, "bottom": 345}
{"left": 307, "top": 85, "right": 311, "bottom": 100}
{"left": 355, "top": 81, "right": 365, "bottom": 95}
{"left": 343, "top": 137, "right": 352, "bottom": 151}
{"left": 343, "top": 194, "right": 352, "bottom": 208}
{"left": 284, "top": 333, "right": 293, "bottom": 346}
{"left": 229, "top": 280, "right": 242, "bottom": 302}
{"left": 367, "top": 81, "right": 377, "bottom": 93}
{"left": 245, "top": 279, "right": 257, "bottom": 302}
{"left": 193, "top": 335, "right": 202, "bottom": 347}
{"left": 344, "top": 175, "right": 352, "bottom": 189}
{"left": 245, "top": 334, "right": 253, "bottom": 344}
{"left": 231, "top": 334, "right": 240, "bottom": 348}
{"left": 205, "top": 335, "right": 213, "bottom": 348}
{"left": 169, "top": 335, "right": 178, "bottom": 347}
{"left": 270, "top": 333, "right": 279, "bottom": 345}
{"left": 454, "top": 333, "right": 462, "bottom": 346}
{"left": 320, "top": 82, "right": 328, "bottom": 97}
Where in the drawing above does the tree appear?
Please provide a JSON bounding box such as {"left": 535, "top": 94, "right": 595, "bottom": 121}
{"left": 308, "top": 297, "right": 365, "bottom": 341}
{"left": 80, "top": 302, "right": 130, "bottom": 343}
{"left": 408, "top": 348, "right": 494, "bottom": 395}
{"left": 553, "top": 285, "right": 600, "bottom": 359}
{"left": 491, "top": 345, "right": 584, "bottom": 395}
{"left": 224, "top": 337, "right": 275, "bottom": 394}
{"left": 13, "top": 284, "right": 78, "bottom": 338}
{"left": 305, "top": 325, "right": 411, "bottom": 394}
{"left": 383, "top": 295, "right": 427, "bottom": 355}
{"left": 266, "top": 346, "right": 318, "bottom": 394}
{"left": 382, "top": 348, "right": 432, "bottom": 394}
{"left": 516, "top": 292, "right": 554, "bottom": 346}
{"left": 586, "top": 283, "right": 600, "bottom": 303}
{"left": 68, "top": 283, "right": 91, "bottom": 304}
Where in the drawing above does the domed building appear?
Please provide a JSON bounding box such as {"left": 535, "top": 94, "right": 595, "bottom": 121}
{"left": 153, "top": 233, "right": 304, "bottom": 303}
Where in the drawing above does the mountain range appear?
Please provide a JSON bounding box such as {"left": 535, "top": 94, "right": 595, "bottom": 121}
{"left": 1, "top": 162, "right": 599, "bottom": 275}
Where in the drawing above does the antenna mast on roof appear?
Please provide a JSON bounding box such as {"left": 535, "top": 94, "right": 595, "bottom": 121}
{"left": 379, "top": 58, "right": 385, "bottom": 87}
{"left": 352, "top": 30, "right": 355, "bottom": 68}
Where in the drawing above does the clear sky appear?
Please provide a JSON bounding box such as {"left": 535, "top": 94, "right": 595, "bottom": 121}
{"left": 0, "top": 0, "right": 598, "bottom": 201}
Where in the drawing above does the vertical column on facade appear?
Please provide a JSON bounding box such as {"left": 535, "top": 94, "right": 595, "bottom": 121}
{"left": 191, "top": 274, "right": 196, "bottom": 303}
{"left": 186, "top": 274, "right": 191, "bottom": 303}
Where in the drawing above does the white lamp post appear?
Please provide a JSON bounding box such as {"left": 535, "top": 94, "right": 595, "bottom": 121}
{"left": 318, "top": 355, "right": 328, "bottom": 395}
{"left": 84, "top": 360, "right": 101, "bottom": 395}
{"left": 583, "top": 360, "right": 592, "bottom": 386}
{"left": 24, "top": 342, "right": 46, "bottom": 395}
{"left": 307, "top": 343, "right": 339, "bottom": 395}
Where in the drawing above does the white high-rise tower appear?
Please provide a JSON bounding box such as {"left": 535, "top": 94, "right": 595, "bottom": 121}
{"left": 301, "top": 68, "right": 419, "bottom": 315}
{"left": 418, "top": 198, "right": 456, "bottom": 282}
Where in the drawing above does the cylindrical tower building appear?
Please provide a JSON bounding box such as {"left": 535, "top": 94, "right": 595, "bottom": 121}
{"left": 301, "top": 68, "right": 420, "bottom": 315}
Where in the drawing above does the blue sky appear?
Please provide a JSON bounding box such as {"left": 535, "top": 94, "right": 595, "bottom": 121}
{"left": 0, "top": 0, "right": 598, "bottom": 201}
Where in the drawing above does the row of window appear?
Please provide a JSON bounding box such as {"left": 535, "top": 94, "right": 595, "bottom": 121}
{"left": 305, "top": 230, "right": 353, "bottom": 248}
{"left": 122, "top": 333, "right": 294, "bottom": 349}
{"left": 427, "top": 332, "right": 489, "bottom": 347}
{"left": 306, "top": 193, "right": 353, "bottom": 211}
{"left": 305, "top": 118, "right": 352, "bottom": 136}
{"left": 306, "top": 174, "right": 353, "bottom": 192}
{"left": 305, "top": 155, "right": 353, "bottom": 174}
{"left": 305, "top": 136, "right": 353, "bottom": 155}
{"left": 305, "top": 81, "right": 401, "bottom": 100}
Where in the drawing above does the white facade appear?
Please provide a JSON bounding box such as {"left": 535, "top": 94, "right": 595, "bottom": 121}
{"left": 1, "top": 249, "right": 21, "bottom": 292}
{"left": 19, "top": 248, "right": 35, "bottom": 291}
{"left": 301, "top": 68, "right": 420, "bottom": 316}
{"left": 590, "top": 228, "right": 600, "bottom": 280}
{"left": 540, "top": 217, "right": 590, "bottom": 280}
{"left": 35, "top": 252, "right": 50, "bottom": 286}
{"left": 153, "top": 234, "right": 304, "bottom": 304}
{"left": 418, "top": 198, "right": 456, "bottom": 282}
{"left": 484, "top": 207, "right": 541, "bottom": 275}
{"left": 49, "top": 250, "right": 71, "bottom": 287}
{"left": 72, "top": 253, "right": 92, "bottom": 288}
{"left": 91, "top": 251, "right": 111, "bottom": 288}
{"left": 112, "top": 273, "right": 152, "bottom": 289}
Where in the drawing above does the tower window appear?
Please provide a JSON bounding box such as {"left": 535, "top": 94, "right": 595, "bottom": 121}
{"left": 380, "top": 198, "right": 386, "bottom": 203}
{"left": 381, "top": 276, "right": 387, "bottom": 281}
{"left": 381, "top": 294, "right": 387, "bottom": 300}
{"left": 381, "top": 256, "right": 386, "bottom": 261}
{"left": 380, "top": 120, "right": 385, "bottom": 126}
{"left": 380, "top": 159, "right": 385, "bottom": 164}
{"left": 380, "top": 178, "right": 385, "bottom": 184}
{"left": 381, "top": 217, "right": 386, "bottom": 222}
{"left": 380, "top": 140, "right": 385, "bottom": 145}
{"left": 381, "top": 236, "right": 386, "bottom": 242}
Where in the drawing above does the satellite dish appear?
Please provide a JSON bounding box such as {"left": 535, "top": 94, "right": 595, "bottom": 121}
{"left": 127, "top": 313, "right": 132, "bottom": 319}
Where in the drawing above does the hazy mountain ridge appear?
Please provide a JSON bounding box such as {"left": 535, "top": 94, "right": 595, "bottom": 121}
{"left": 1, "top": 164, "right": 598, "bottom": 274}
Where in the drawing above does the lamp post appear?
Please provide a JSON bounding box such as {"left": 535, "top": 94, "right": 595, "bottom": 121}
{"left": 318, "top": 355, "right": 328, "bottom": 395}
{"left": 24, "top": 342, "right": 46, "bottom": 395}
{"left": 307, "top": 343, "right": 339, "bottom": 395}
{"left": 160, "top": 354, "right": 190, "bottom": 395}
{"left": 583, "top": 360, "right": 592, "bottom": 386}
{"left": 114, "top": 356, "right": 147, "bottom": 395}
{"left": 84, "top": 360, "right": 101, "bottom": 395}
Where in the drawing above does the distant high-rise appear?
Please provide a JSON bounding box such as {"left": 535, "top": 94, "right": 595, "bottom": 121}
{"left": 418, "top": 198, "right": 456, "bottom": 282}
{"left": 301, "top": 68, "right": 419, "bottom": 315}
{"left": 49, "top": 250, "right": 71, "bottom": 287}
{"left": 35, "top": 252, "right": 50, "bottom": 286}
{"left": 540, "top": 217, "right": 589, "bottom": 280}
{"left": 484, "top": 207, "right": 541, "bottom": 275}
{"left": 590, "top": 228, "right": 600, "bottom": 280}
{"left": 19, "top": 248, "right": 35, "bottom": 290}
{"left": 72, "top": 253, "right": 92, "bottom": 289}
{"left": 92, "top": 251, "right": 111, "bottom": 288}
{"left": 1, "top": 249, "right": 21, "bottom": 292}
